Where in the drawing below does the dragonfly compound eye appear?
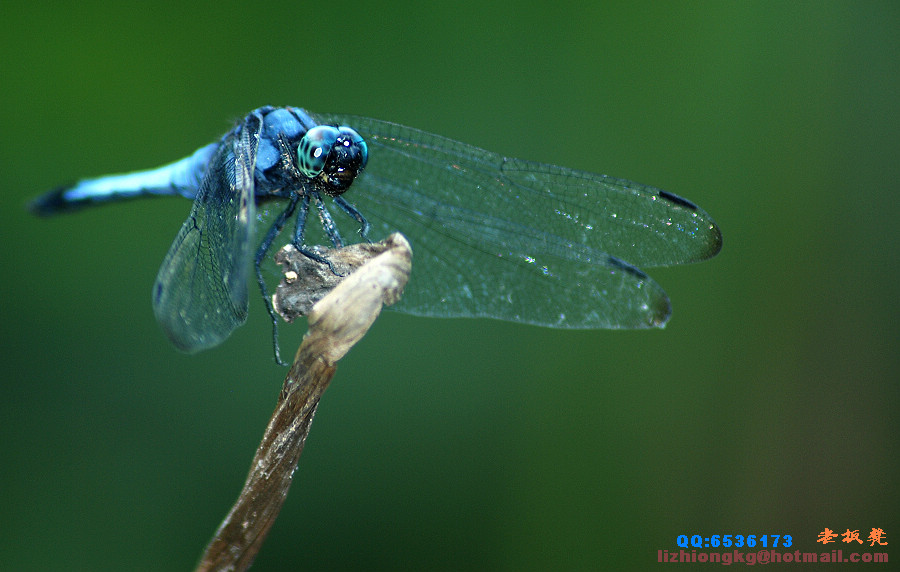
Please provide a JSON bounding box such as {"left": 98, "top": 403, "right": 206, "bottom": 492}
{"left": 296, "top": 125, "right": 339, "bottom": 178}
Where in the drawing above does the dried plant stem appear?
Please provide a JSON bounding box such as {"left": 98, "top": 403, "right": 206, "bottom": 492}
{"left": 195, "top": 234, "right": 411, "bottom": 571}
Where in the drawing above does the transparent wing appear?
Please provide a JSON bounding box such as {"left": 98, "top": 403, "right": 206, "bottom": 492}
{"left": 313, "top": 113, "right": 722, "bottom": 329}
{"left": 152, "top": 114, "right": 261, "bottom": 351}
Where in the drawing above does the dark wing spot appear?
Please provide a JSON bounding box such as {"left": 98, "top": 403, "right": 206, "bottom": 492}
{"left": 658, "top": 189, "right": 698, "bottom": 210}
{"left": 606, "top": 256, "right": 649, "bottom": 279}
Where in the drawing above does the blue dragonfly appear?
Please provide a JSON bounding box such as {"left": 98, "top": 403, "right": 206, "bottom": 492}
{"left": 31, "top": 106, "right": 722, "bottom": 364}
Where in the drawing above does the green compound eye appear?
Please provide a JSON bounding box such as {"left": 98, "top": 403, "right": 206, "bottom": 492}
{"left": 296, "top": 125, "right": 339, "bottom": 177}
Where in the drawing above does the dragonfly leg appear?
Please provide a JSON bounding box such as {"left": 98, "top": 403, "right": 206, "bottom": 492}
{"left": 314, "top": 193, "right": 345, "bottom": 248}
{"left": 333, "top": 196, "right": 372, "bottom": 242}
{"left": 256, "top": 195, "right": 300, "bottom": 366}
{"left": 291, "top": 193, "right": 344, "bottom": 276}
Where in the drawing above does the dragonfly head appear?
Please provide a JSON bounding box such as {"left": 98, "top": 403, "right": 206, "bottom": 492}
{"left": 297, "top": 125, "right": 368, "bottom": 196}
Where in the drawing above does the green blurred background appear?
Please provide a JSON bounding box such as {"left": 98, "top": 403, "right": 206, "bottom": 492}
{"left": 2, "top": 1, "right": 897, "bottom": 570}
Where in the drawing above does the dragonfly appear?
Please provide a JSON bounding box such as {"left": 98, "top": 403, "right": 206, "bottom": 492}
{"left": 31, "top": 106, "right": 722, "bottom": 364}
